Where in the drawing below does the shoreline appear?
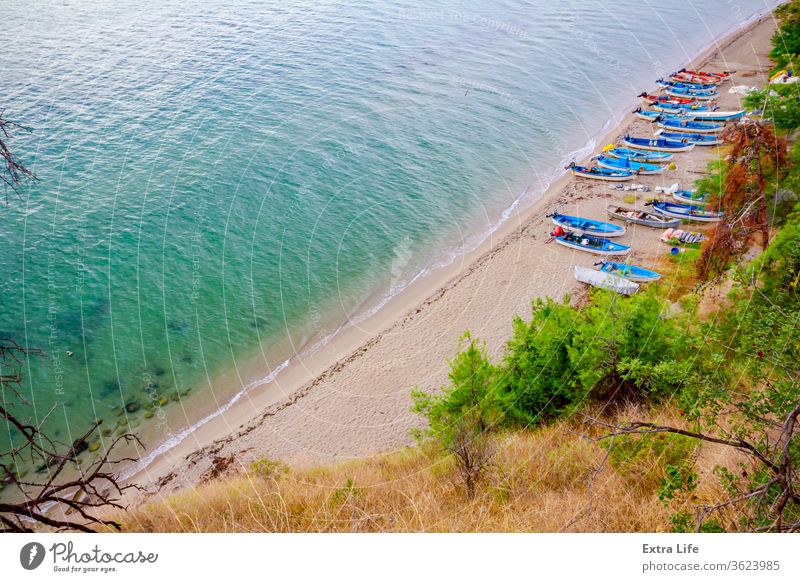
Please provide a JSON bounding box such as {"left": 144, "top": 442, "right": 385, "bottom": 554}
{"left": 125, "top": 9, "right": 779, "bottom": 496}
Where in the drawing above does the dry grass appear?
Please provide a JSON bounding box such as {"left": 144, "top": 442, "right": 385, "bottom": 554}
{"left": 118, "top": 405, "right": 741, "bottom": 533}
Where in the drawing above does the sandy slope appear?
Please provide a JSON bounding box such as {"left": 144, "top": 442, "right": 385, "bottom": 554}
{"left": 129, "top": 13, "right": 778, "bottom": 497}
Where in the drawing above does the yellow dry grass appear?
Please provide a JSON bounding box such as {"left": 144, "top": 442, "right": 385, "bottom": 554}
{"left": 118, "top": 405, "right": 740, "bottom": 533}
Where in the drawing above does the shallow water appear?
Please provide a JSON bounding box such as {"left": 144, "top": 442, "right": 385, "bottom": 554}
{"left": 0, "top": 0, "right": 775, "bottom": 455}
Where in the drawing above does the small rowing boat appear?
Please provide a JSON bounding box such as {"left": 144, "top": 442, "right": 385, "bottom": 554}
{"left": 634, "top": 108, "right": 673, "bottom": 122}
{"left": 566, "top": 161, "right": 633, "bottom": 181}
{"left": 665, "top": 86, "right": 718, "bottom": 100}
{"left": 548, "top": 213, "right": 626, "bottom": 237}
{"left": 596, "top": 155, "right": 664, "bottom": 175}
{"left": 622, "top": 135, "right": 694, "bottom": 152}
{"left": 679, "top": 109, "right": 744, "bottom": 122}
{"left": 554, "top": 233, "right": 631, "bottom": 255}
{"left": 657, "top": 78, "right": 718, "bottom": 91}
{"left": 651, "top": 101, "right": 713, "bottom": 113}
{"left": 605, "top": 147, "right": 674, "bottom": 162}
{"left": 639, "top": 108, "right": 742, "bottom": 124}
{"left": 673, "top": 190, "right": 710, "bottom": 205}
{"left": 606, "top": 204, "right": 681, "bottom": 228}
{"left": 574, "top": 266, "right": 639, "bottom": 295}
{"left": 670, "top": 71, "right": 722, "bottom": 86}
{"left": 656, "top": 117, "right": 725, "bottom": 134}
{"left": 656, "top": 130, "right": 723, "bottom": 146}
{"left": 598, "top": 261, "right": 662, "bottom": 282}
{"left": 638, "top": 92, "right": 697, "bottom": 106}
{"left": 679, "top": 68, "right": 730, "bottom": 81}
{"left": 651, "top": 201, "right": 723, "bottom": 222}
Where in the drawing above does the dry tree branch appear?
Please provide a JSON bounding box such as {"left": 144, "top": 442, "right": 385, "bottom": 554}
{"left": 1, "top": 342, "right": 142, "bottom": 532}
{"left": 582, "top": 402, "right": 800, "bottom": 532}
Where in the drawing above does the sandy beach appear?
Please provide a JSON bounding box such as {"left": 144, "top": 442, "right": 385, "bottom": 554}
{"left": 128, "top": 12, "right": 778, "bottom": 497}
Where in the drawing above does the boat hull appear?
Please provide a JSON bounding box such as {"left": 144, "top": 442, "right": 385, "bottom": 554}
{"left": 574, "top": 266, "right": 639, "bottom": 295}
{"left": 569, "top": 168, "right": 632, "bottom": 182}
{"left": 554, "top": 235, "right": 631, "bottom": 256}
{"left": 656, "top": 130, "right": 722, "bottom": 146}
{"left": 600, "top": 262, "right": 662, "bottom": 282}
{"left": 652, "top": 202, "right": 723, "bottom": 222}
{"left": 673, "top": 191, "right": 709, "bottom": 205}
{"left": 606, "top": 205, "right": 681, "bottom": 228}
{"left": 665, "top": 89, "right": 717, "bottom": 101}
{"left": 550, "top": 214, "right": 626, "bottom": 238}
{"left": 656, "top": 120, "right": 724, "bottom": 134}
{"left": 596, "top": 156, "right": 663, "bottom": 175}
{"left": 622, "top": 136, "right": 694, "bottom": 152}
{"left": 683, "top": 110, "right": 744, "bottom": 121}
{"left": 606, "top": 148, "right": 673, "bottom": 162}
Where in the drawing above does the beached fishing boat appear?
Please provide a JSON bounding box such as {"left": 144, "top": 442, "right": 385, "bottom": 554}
{"left": 665, "top": 86, "right": 719, "bottom": 100}
{"left": 548, "top": 213, "right": 626, "bottom": 237}
{"left": 634, "top": 108, "right": 672, "bottom": 122}
{"left": 554, "top": 233, "right": 631, "bottom": 255}
{"left": 638, "top": 92, "right": 696, "bottom": 106}
{"left": 606, "top": 204, "right": 681, "bottom": 228}
{"left": 641, "top": 107, "right": 743, "bottom": 123}
{"left": 657, "top": 78, "right": 718, "bottom": 91}
{"left": 566, "top": 162, "right": 633, "bottom": 181}
{"left": 673, "top": 190, "right": 709, "bottom": 205}
{"left": 656, "top": 117, "right": 725, "bottom": 134}
{"left": 656, "top": 130, "right": 723, "bottom": 145}
{"left": 680, "top": 109, "right": 744, "bottom": 122}
{"left": 670, "top": 71, "right": 722, "bottom": 85}
{"left": 622, "top": 135, "right": 694, "bottom": 152}
{"left": 651, "top": 101, "right": 713, "bottom": 113}
{"left": 651, "top": 201, "right": 723, "bottom": 222}
{"left": 679, "top": 68, "right": 730, "bottom": 81}
{"left": 596, "top": 155, "right": 664, "bottom": 175}
{"left": 574, "top": 266, "right": 639, "bottom": 295}
{"left": 598, "top": 261, "right": 662, "bottom": 282}
{"left": 605, "top": 147, "right": 673, "bottom": 162}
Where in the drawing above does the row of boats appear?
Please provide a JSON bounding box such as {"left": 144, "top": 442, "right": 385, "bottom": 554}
{"left": 568, "top": 69, "right": 741, "bottom": 183}
{"left": 555, "top": 68, "right": 733, "bottom": 294}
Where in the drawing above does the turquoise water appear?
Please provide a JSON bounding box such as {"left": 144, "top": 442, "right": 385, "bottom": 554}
{"left": 1, "top": 0, "right": 774, "bottom": 458}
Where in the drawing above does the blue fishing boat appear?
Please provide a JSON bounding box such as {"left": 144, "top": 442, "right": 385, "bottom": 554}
{"left": 634, "top": 108, "right": 670, "bottom": 122}
{"left": 597, "top": 261, "right": 662, "bottom": 282}
{"left": 651, "top": 201, "right": 723, "bottom": 222}
{"left": 665, "top": 86, "right": 718, "bottom": 101}
{"left": 656, "top": 78, "right": 718, "bottom": 91}
{"left": 622, "top": 135, "right": 694, "bottom": 152}
{"left": 595, "top": 155, "right": 664, "bottom": 175}
{"left": 681, "top": 109, "right": 745, "bottom": 122}
{"left": 656, "top": 130, "right": 723, "bottom": 146}
{"left": 554, "top": 233, "right": 631, "bottom": 256}
{"left": 651, "top": 101, "right": 713, "bottom": 113}
{"left": 673, "top": 190, "right": 709, "bottom": 205}
{"left": 656, "top": 117, "right": 724, "bottom": 134}
{"left": 605, "top": 147, "right": 674, "bottom": 162}
{"left": 548, "top": 212, "right": 626, "bottom": 238}
{"left": 566, "top": 161, "right": 633, "bottom": 181}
